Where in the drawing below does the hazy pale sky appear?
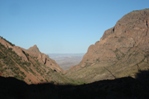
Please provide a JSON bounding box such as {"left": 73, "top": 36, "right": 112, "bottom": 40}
{"left": 0, "top": 0, "right": 149, "bottom": 53}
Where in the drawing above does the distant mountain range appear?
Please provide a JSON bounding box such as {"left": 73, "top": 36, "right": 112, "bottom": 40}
{"left": 49, "top": 53, "right": 84, "bottom": 70}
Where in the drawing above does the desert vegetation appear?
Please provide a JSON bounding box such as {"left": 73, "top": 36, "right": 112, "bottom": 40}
{"left": 0, "top": 43, "right": 26, "bottom": 80}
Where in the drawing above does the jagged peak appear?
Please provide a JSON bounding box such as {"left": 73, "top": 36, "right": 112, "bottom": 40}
{"left": 28, "top": 44, "right": 40, "bottom": 53}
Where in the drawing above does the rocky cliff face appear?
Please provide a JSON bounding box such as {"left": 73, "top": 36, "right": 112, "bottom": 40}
{"left": 66, "top": 9, "right": 149, "bottom": 83}
{"left": 27, "top": 45, "right": 62, "bottom": 72}
{"left": 0, "top": 37, "right": 73, "bottom": 84}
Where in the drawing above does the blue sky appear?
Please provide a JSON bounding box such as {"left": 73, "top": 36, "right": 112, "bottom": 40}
{"left": 0, "top": 0, "right": 149, "bottom": 53}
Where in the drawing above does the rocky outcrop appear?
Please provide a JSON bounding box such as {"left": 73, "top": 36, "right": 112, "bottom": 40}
{"left": 66, "top": 9, "right": 149, "bottom": 82}
{"left": 0, "top": 37, "right": 29, "bottom": 61}
{"left": 27, "top": 45, "right": 62, "bottom": 72}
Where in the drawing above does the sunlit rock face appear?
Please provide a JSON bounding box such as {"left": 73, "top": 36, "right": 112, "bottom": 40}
{"left": 66, "top": 9, "right": 149, "bottom": 82}
{"left": 0, "top": 37, "right": 67, "bottom": 84}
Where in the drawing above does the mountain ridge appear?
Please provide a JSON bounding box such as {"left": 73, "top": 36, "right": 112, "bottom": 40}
{"left": 66, "top": 9, "right": 149, "bottom": 83}
{"left": 0, "top": 36, "right": 75, "bottom": 84}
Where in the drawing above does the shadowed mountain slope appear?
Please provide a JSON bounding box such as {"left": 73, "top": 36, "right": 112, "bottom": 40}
{"left": 66, "top": 9, "right": 149, "bottom": 83}
{"left": 0, "top": 70, "right": 149, "bottom": 99}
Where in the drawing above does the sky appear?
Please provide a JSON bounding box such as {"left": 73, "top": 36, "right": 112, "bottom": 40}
{"left": 0, "top": 0, "right": 149, "bottom": 54}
